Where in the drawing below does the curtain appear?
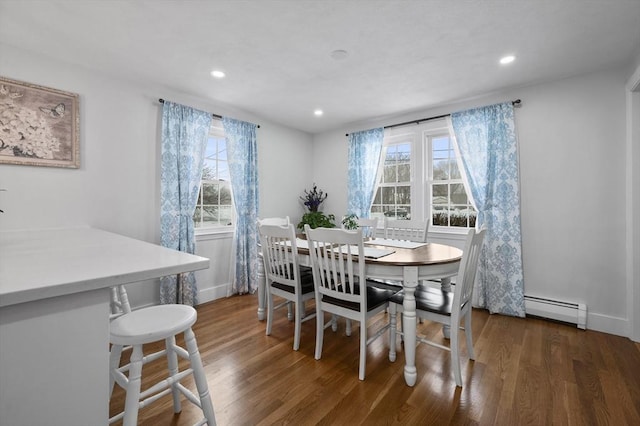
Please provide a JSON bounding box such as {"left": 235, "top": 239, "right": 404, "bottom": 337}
{"left": 449, "top": 102, "right": 525, "bottom": 317}
{"left": 347, "top": 128, "right": 384, "bottom": 218}
{"left": 160, "top": 101, "right": 212, "bottom": 305}
{"left": 223, "top": 117, "right": 259, "bottom": 295}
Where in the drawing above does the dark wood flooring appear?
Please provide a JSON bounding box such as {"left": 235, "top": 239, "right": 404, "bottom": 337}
{"left": 109, "top": 294, "right": 640, "bottom": 425}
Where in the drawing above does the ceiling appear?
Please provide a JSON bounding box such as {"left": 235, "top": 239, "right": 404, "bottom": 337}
{"left": 1, "top": 0, "right": 639, "bottom": 134}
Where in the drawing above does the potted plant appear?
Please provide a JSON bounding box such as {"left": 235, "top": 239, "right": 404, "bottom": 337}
{"left": 341, "top": 213, "right": 358, "bottom": 230}
{"left": 297, "top": 184, "right": 336, "bottom": 230}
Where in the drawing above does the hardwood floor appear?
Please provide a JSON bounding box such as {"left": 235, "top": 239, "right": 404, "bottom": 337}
{"left": 109, "top": 294, "right": 640, "bottom": 425}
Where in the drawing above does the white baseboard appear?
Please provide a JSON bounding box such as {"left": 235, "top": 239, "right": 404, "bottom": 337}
{"left": 585, "top": 312, "right": 629, "bottom": 338}
{"left": 198, "top": 283, "right": 230, "bottom": 304}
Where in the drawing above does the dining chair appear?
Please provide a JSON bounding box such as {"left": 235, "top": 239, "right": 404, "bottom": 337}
{"left": 257, "top": 216, "right": 292, "bottom": 319}
{"left": 356, "top": 217, "right": 379, "bottom": 239}
{"left": 383, "top": 217, "right": 429, "bottom": 243}
{"left": 388, "top": 227, "right": 486, "bottom": 387}
{"left": 259, "top": 222, "right": 316, "bottom": 350}
{"left": 305, "top": 225, "right": 398, "bottom": 380}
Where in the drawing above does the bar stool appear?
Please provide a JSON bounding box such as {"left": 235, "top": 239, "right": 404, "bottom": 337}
{"left": 109, "top": 296, "right": 216, "bottom": 425}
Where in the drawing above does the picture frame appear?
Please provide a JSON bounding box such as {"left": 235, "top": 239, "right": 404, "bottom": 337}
{"left": 0, "top": 76, "right": 80, "bottom": 168}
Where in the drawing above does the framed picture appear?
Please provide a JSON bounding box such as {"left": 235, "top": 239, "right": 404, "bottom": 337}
{"left": 0, "top": 76, "right": 80, "bottom": 168}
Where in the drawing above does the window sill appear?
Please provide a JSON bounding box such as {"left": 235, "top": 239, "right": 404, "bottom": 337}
{"left": 429, "top": 227, "right": 471, "bottom": 241}
{"left": 195, "top": 227, "right": 234, "bottom": 241}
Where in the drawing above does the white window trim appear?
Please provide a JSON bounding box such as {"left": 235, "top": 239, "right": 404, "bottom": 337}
{"left": 373, "top": 118, "right": 474, "bottom": 235}
{"left": 193, "top": 120, "right": 236, "bottom": 236}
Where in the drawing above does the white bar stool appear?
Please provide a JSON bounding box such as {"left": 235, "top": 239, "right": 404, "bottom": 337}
{"left": 109, "top": 303, "right": 216, "bottom": 426}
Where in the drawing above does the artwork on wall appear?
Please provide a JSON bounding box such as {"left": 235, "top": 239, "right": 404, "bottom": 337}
{"left": 0, "top": 76, "right": 80, "bottom": 168}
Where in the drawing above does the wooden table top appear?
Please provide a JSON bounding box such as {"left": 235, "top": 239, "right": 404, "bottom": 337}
{"left": 294, "top": 234, "right": 462, "bottom": 267}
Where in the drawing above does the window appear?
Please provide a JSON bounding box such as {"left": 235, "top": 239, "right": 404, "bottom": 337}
{"left": 428, "top": 134, "right": 476, "bottom": 228}
{"left": 193, "top": 124, "right": 234, "bottom": 229}
{"left": 370, "top": 120, "right": 476, "bottom": 231}
{"left": 370, "top": 137, "right": 413, "bottom": 220}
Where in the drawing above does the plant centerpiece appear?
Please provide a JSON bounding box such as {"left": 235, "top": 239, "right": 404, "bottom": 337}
{"left": 341, "top": 213, "right": 359, "bottom": 230}
{"left": 297, "top": 184, "right": 336, "bottom": 230}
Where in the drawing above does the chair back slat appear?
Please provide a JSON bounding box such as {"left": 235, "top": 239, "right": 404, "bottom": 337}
{"left": 452, "top": 227, "right": 486, "bottom": 315}
{"left": 383, "top": 218, "right": 428, "bottom": 242}
{"left": 305, "top": 226, "right": 366, "bottom": 307}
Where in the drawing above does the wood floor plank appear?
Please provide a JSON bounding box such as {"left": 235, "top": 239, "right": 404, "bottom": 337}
{"left": 108, "top": 294, "right": 640, "bottom": 425}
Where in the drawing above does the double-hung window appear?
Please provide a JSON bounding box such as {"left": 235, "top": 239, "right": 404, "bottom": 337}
{"left": 193, "top": 123, "right": 234, "bottom": 230}
{"left": 427, "top": 133, "right": 476, "bottom": 228}
{"left": 370, "top": 135, "right": 413, "bottom": 220}
{"left": 370, "top": 120, "right": 476, "bottom": 232}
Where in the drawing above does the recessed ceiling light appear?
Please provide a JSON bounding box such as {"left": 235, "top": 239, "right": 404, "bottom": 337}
{"left": 211, "top": 70, "right": 226, "bottom": 78}
{"left": 499, "top": 55, "right": 516, "bottom": 65}
{"left": 314, "top": 109, "right": 323, "bottom": 117}
{"left": 330, "top": 50, "right": 349, "bottom": 60}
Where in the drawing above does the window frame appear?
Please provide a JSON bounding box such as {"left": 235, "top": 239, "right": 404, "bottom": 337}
{"left": 370, "top": 119, "right": 475, "bottom": 235}
{"left": 193, "top": 121, "right": 235, "bottom": 236}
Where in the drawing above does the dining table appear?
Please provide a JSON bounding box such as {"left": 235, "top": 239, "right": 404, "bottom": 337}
{"left": 0, "top": 227, "right": 210, "bottom": 426}
{"left": 256, "top": 235, "right": 463, "bottom": 387}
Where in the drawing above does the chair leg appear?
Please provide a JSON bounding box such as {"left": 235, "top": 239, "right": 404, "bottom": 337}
{"left": 346, "top": 319, "right": 352, "bottom": 336}
{"left": 184, "top": 327, "right": 217, "bottom": 426}
{"left": 122, "top": 345, "right": 144, "bottom": 426}
{"left": 358, "top": 318, "right": 367, "bottom": 381}
{"left": 450, "top": 322, "right": 462, "bottom": 387}
{"left": 165, "top": 335, "right": 182, "bottom": 413}
{"left": 465, "top": 311, "right": 475, "bottom": 360}
{"left": 293, "top": 301, "right": 301, "bottom": 351}
{"left": 109, "top": 344, "right": 123, "bottom": 397}
{"left": 388, "top": 304, "right": 397, "bottom": 362}
{"left": 315, "top": 306, "right": 324, "bottom": 360}
{"left": 265, "top": 289, "right": 274, "bottom": 336}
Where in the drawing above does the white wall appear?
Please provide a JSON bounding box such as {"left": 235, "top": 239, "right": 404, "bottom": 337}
{"left": 0, "top": 43, "right": 313, "bottom": 307}
{"left": 312, "top": 65, "right": 631, "bottom": 337}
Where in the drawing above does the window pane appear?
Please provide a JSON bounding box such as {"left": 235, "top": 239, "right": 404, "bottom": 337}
{"left": 396, "top": 185, "right": 411, "bottom": 204}
{"left": 432, "top": 183, "right": 448, "bottom": 203}
{"left": 450, "top": 183, "right": 467, "bottom": 204}
{"left": 397, "top": 163, "right": 410, "bottom": 182}
{"left": 450, "top": 160, "right": 461, "bottom": 179}
{"left": 433, "top": 159, "right": 449, "bottom": 180}
{"left": 432, "top": 207, "right": 448, "bottom": 226}
{"left": 381, "top": 187, "right": 395, "bottom": 204}
{"left": 373, "top": 188, "right": 381, "bottom": 204}
{"left": 432, "top": 136, "right": 449, "bottom": 151}
{"left": 202, "top": 182, "right": 218, "bottom": 205}
{"left": 383, "top": 164, "right": 397, "bottom": 182}
{"left": 220, "top": 184, "right": 233, "bottom": 205}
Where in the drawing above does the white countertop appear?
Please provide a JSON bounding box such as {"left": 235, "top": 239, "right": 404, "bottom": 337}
{"left": 0, "top": 227, "right": 210, "bottom": 307}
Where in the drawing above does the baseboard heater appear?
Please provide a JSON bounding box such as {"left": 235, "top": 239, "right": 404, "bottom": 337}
{"left": 524, "top": 295, "right": 587, "bottom": 330}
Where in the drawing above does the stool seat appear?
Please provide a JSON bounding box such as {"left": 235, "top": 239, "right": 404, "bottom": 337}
{"left": 110, "top": 304, "right": 197, "bottom": 346}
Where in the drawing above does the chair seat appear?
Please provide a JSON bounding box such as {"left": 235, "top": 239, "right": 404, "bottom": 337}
{"left": 322, "top": 281, "right": 398, "bottom": 312}
{"left": 390, "top": 286, "right": 453, "bottom": 316}
{"left": 110, "top": 304, "right": 197, "bottom": 346}
{"left": 271, "top": 265, "right": 314, "bottom": 295}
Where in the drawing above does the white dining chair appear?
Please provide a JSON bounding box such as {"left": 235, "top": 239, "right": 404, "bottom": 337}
{"left": 356, "top": 217, "right": 379, "bottom": 239}
{"left": 305, "top": 225, "right": 398, "bottom": 380}
{"left": 259, "top": 222, "right": 316, "bottom": 350}
{"left": 383, "top": 217, "right": 429, "bottom": 243}
{"left": 388, "top": 227, "right": 486, "bottom": 387}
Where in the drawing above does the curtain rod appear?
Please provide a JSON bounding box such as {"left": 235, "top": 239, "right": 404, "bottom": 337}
{"left": 158, "top": 98, "right": 260, "bottom": 128}
{"left": 345, "top": 99, "right": 521, "bottom": 136}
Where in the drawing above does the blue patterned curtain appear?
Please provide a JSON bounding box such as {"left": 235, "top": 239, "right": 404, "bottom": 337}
{"left": 449, "top": 102, "right": 525, "bottom": 317}
{"left": 160, "top": 101, "right": 212, "bottom": 305}
{"left": 347, "top": 128, "right": 384, "bottom": 218}
{"left": 223, "top": 117, "right": 259, "bottom": 295}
